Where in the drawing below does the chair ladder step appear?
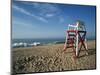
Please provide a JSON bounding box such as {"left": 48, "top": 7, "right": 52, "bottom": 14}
{"left": 67, "top": 46, "right": 75, "bottom": 48}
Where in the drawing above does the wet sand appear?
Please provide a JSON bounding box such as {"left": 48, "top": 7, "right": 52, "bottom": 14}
{"left": 12, "top": 40, "right": 96, "bottom": 74}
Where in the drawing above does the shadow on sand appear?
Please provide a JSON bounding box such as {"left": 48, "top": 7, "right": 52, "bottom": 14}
{"left": 78, "top": 48, "right": 96, "bottom": 58}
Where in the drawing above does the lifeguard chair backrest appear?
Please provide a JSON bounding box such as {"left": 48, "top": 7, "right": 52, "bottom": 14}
{"left": 76, "top": 21, "right": 86, "bottom": 31}
{"left": 68, "top": 21, "right": 86, "bottom": 31}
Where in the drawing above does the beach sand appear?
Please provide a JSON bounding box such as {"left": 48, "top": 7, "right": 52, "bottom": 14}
{"left": 12, "top": 40, "right": 96, "bottom": 74}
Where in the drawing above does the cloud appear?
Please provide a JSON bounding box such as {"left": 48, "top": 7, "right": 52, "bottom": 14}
{"left": 31, "top": 3, "right": 61, "bottom": 17}
{"left": 13, "top": 4, "right": 48, "bottom": 23}
{"left": 31, "top": 3, "right": 65, "bottom": 23}
{"left": 45, "top": 13, "right": 54, "bottom": 17}
{"left": 13, "top": 4, "right": 33, "bottom": 16}
{"left": 13, "top": 2, "right": 65, "bottom": 23}
{"left": 38, "top": 17, "right": 48, "bottom": 23}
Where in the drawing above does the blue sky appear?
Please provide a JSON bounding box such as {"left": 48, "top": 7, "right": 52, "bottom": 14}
{"left": 12, "top": 1, "right": 96, "bottom": 39}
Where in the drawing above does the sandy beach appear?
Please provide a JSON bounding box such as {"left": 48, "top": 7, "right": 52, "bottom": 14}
{"left": 12, "top": 40, "right": 96, "bottom": 74}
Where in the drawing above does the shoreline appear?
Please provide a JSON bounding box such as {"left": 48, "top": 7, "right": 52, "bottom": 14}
{"left": 12, "top": 40, "right": 95, "bottom": 49}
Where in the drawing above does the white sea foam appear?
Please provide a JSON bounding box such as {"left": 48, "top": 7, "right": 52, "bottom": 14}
{"left": 33, "top": 42, "right": 40, "bottom": 46}
{"left": 12, "top": 42, "right": 41, "bottom": 48}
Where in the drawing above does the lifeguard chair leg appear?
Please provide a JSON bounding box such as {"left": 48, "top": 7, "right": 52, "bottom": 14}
{"left": 76, "top": 32, "right": 79, "bottom": 57}
{"left": 77, "top": 42, "right": 82, "bottom": 57}
{"left": 84, "top": 38, "right": 88, "bottom": 55}
{"left": 63, "top": 43, "right": 67, "bottom": 51}
{"left": 63, "top": 36, "right": 67, "bottom": 51}
{"left": 73, "top": 48, "right": 77, "bottom": 58}
{"left": 79, "top": 34, "right": 88, "bottom": 55}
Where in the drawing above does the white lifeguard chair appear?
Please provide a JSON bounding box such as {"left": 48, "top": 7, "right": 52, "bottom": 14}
{"left": 63, "top": 20, "right": 88, "bottom": 59}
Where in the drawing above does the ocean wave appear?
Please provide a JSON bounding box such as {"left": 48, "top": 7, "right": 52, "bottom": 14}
{"left": 12, "top": 42, "right": 41, "bottom": 48}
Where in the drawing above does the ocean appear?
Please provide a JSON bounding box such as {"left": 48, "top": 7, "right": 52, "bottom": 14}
{"left": 12, "top": 38, "right": 65, "bottom": 48}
